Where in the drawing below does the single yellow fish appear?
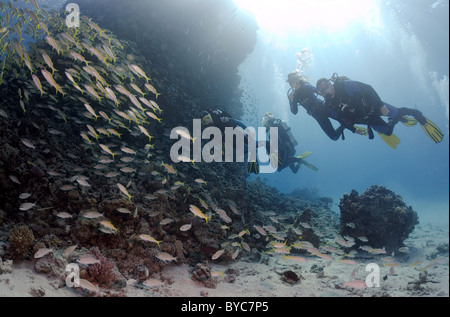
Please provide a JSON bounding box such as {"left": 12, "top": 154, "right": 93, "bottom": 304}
{"left": 42, "top": 52, "right": 55, "bottom": 75}
{"left": 174, "top": 128, "right": 195, "bottom": 142}
{"left": 161, "top": 161, "right": 177, "bottom": 174}
{"left": 105, "top": 87, "right": 119, "bottom": 107}
{"left": 146, "top": 111, "right": 162, "bottom": 123}
{"left": 41, "top": 69, "right": 63, "bottom": 95}
{"left": 99, "top": 220, "right": 118, "bottom": 234}
{"left": 130, "top": 83, "right": 146, "bottom": 97}
{"left": 117, "top": 183, "right": 132, "bottom": 201}
{"left": 189, "top": 204, "right": 210, "bottom": 223}
{"left": 138, "top": 234, "right": 161, "bottom": 246}
{"left": 138, "top": 125, "right": 154, "bottom": 142}
{"left": 195, "top": 178, "right": 207, "bottom": 185}
{"left": 31, "top": 73, "right": 44, "bottom": 97}
{"left": 99, "top": 144, "right": 115, "bottom": 158}
{"left": 283, "top": 255, "right": 308, "bottom": 263}
{"left": 199, "top": 198, "right": 208, "bottom": 210}
{"left": 84, "top": 104, "right": 99, "bottom": 121}
{"left": 121, "top": 147, "right": 136, "bottom": 155}
{"left": 45, "top": 35, "right": 63, "bottom": 55}
{"left": 144, "top": 83, "right": 161, "bottom": 99}
{"left": 80, "top": 133, "right": 91, "bottom": 144}
{"left": 107, "top": 128, "right": 122, "bottom": 139}
{"left": 84, "top": 84, "right": 102, "bottom": 102}
{"left": 70, "top": 51, "right": 90, "bottom": 65}
{"left": 130, "top": 64, "right": 150, "bottom": 82}
{"left": 409, "top": 260, "right": 423, "bottom": 268}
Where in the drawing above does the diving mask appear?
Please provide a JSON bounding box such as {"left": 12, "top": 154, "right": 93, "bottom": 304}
{"left": 289, "top": 81, "right": 299, "bottom": 90}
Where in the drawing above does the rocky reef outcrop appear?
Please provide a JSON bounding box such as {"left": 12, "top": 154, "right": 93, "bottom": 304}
{"left": 339, "top": 185, "right": 419, "bottom": 253}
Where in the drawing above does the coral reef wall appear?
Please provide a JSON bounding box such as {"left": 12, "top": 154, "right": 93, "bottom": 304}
{"left": 73, "top": 0, "right": 258, "bottom": 119}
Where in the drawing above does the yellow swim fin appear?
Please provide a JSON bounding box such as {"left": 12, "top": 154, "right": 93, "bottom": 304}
{"left": 295, "top": 156, "right": 319, "bottom": 171}
{"left": 296, "top": 151, "right": 312, "bottom": 159}
{"left": 421, "top": 118, "right": 444, "bottom": 143}
{"left": 247, "top": 161, "right": 259, "bottom": 174}
{"left": 377, "top": 132, "right": 401, "bottom": 149}
{"left": 399, "top": 116, "right": 418, "bottom": 127}
{"left": 353, "top": 125, "right": 368, "bottom": 136}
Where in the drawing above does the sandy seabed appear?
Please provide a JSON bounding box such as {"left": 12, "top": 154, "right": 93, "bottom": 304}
{"left": 0, "top": 222, "right": 448, "bottom": 298}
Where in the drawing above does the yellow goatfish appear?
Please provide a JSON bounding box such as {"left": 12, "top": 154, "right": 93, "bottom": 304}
{"left": 138, "top": 125, "right": 153, "bottom": 142}
{"left": 41, "top": 69, "right": 63, "bottom": 96}
{"left": 84, "top": 103, "right": 99, "bottom": 121}
{"left": 69, "top": 51, "right": 90, "bottom": 65}
{"left": 189, "top": 204, "right": 210, "bottom": 223}
{"left": 117, "top": 183, "right": 132, "bottom": 201}
{"left": 161, "top": 161, "right": 177, "bottom": 174}
{"left": 31, "top": 74, "right": 43, "bottom": 96}
{"left": 42, "top": 52, "right": 55, "bottom": 75}
{"left": 45, "top": 35, "right": 62, "bottom": 55}
{"left": 138, "top": 234, "right": 161, "bottom": 246}
{"left": 99, "top": 144, "right": 115, "bottom": 158}
{"left": 99, "top": 220, "right": 118, "bottom": 234}
{"left": 130, "top": 64, "right": 150, "bottom": 82}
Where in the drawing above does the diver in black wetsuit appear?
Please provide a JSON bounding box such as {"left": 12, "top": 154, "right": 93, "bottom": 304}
{"left": 287, "top": 72, "right": 362, "bottom": 141}
{"left": 200, "top": 109, "right": 248, "bottom": 132}
{"left": 262, "top": 112, "right": 318, "bottom": 174}
{"left": 200, "top": 108, "right": 253, "bottom": 164}
{"left": 316, "top": 74, "right": 444, "bottom": 144}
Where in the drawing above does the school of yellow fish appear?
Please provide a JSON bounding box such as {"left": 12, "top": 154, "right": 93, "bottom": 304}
{"left": 0, "top": 1, "right": 443, "bottom": 293}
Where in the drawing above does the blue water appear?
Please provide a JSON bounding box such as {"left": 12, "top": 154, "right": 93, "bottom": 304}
{"left": 237, "top": 0, "right": 449, "bottom": 224}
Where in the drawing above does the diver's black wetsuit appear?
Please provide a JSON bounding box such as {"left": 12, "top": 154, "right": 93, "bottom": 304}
{"left": 289, "top": 82, "right": 350, "bottom": 140}
{"left": 328, "top": 79, "right": 426, "bottom": 136}
{"left": 265, "top": 118, "right": 300, "bottom": 173}
{"left": 206, "top": 109, "right": 250, "bottom": 161}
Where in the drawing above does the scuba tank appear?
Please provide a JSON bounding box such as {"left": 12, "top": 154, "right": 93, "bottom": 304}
{"left": 280, "top": 120, "right": 298, "bottom": 148}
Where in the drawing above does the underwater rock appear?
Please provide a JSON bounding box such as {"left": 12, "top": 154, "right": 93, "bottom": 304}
{"left": 339, "top": 185, "right": 419, "bottom": 253}
{"left": 282, "top": 270, "right": 300, "bottom": 285}
{"left": 0, "top": 143, "right": 19, "bottom": 169}
{"left": 29, "top": 166, "right": 46, "bottom": 179}
{"left": 293, "top": 208, "right": 321, "bottom": 248}
{"left": 310, "top": 263, "right": 325, "bottom": 276}
{"left": 0, "top": 257, "right": 13, "bottom": 274}
{"left": 190, "top": 261, "right": 217, "bottom": 289}
{"left": 436, "top": 243, "right": 449, "bottom": 255}
{"left": 29, "top": 287, "right": 46, "bottom": 297}
{"left": 34, "top": 253, "right": 66, "bottom": 279}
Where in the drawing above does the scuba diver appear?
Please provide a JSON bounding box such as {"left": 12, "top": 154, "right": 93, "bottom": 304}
{"left": 287, "top": 71, "right": 365, "bottom": 141}
{"left": 316, "top": 73, "right": 444, "bottom": 148}
{"left": 258, "top": 112, "right": 318, "bottom": 174}
{"left": 200, "top": 108, "right": 255, "bottom": 165}
{"left": 200, "top": 108, "right": 248, "bottom": 132}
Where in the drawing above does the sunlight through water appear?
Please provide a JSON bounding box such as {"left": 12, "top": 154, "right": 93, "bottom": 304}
{"left": 232, "top": 0, "right": 383, "bottom": 39}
